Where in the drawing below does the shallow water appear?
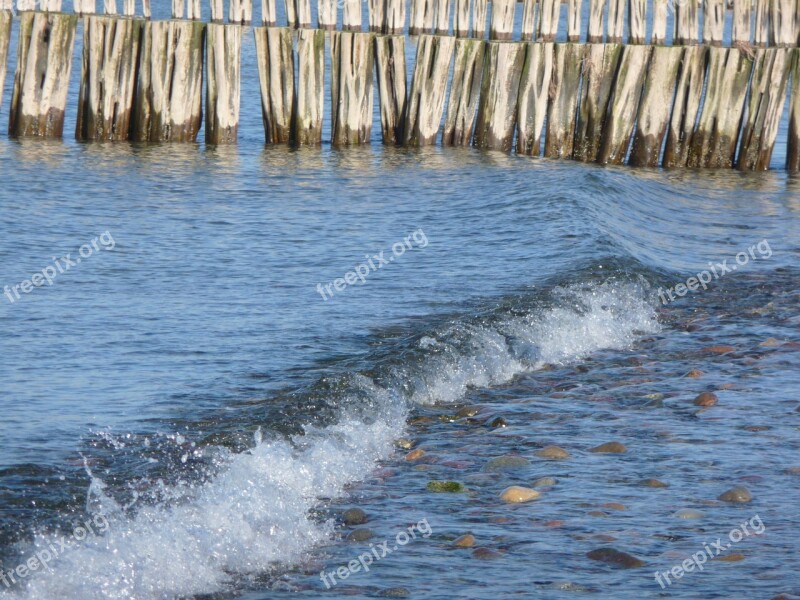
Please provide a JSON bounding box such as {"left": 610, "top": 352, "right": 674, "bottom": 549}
{"left": 1, "top": 15, "right": 800, "bottom": 600}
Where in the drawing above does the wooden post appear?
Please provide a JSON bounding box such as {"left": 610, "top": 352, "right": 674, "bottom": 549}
{"left": 368, "top": 0, "right": 382, "bottom": 31}
{"left": 375, "top": 34, "right": 407, "bottom": 143}
{"left": 588, "top": 0, "right": 604, "bottom": 43}
{"left": 331, "top": 31, "right": 375, "bottom": 145}
{"left": 435, "top": 0, "right": 450, "bottom": 34}
{"left": 229, "top": 0, "right": 252, "bottom": 24}
{"left": 573, "top": 43, "right": 623, "bottom": 162}
{"left": 538, "top": 0, "right": 560, "bottom": 41}
{"left": 754, "top": 0, "right": 768, "bottom": 46}
{"left": 254, "top": 27, "right": 294, "bottom": 143}
{"left": 405, "top": 33, "right": 454, "bottom": 145}
{"left": 9, "top": 12, "right": 77, "bottom": 138}
{"left": 737, "top": 48, "right": 792, "bottom": 170}
{"left": 262, "top": 0, "right": 277, "bottom": 25}
{"left": 490, "top": 0, "right": 514, "bottom": 40}
{"left": 318, "top": 0, "right": 336, "bottom": 28}
{"left": 597, "top": 44, "right": 651, "bottom": 164}
{"left": 0, "top": 11, "right": 11, "bottom": 113}
{"left": 652, "top": 0, "right": 667, "bottom": 44}
{"left": 606, "top": 0, "right": 624, "bottom": 43}
{"left": 474, "top": 41, "right": 524, "bottom": 151}
{"left": 343, "top": 0, "right": 362, "bottom": 30}
{"left": 409, "top": 0, "right": 434, "bottom": 34}
{"left": 443, "top": 37, "right": 484, "bottom": 145}
{"left": 40, "top": 0, "right": 63, "bottom": 9}
{"left": 473, "top": 0, "right": 487, "bottom": 38}
{"left": 544, "top": 43, "right": 582, "bottom": 158}
{"left": 674, "top": 0, "right": 699, "bottom": 45}
{"left": 732, "top": 0, "right": 752, "bottom": 44}
{"left": 663, "top": 46, "right": 707, "bottom": 167}
{"left": 172, "top": 0, "right": 183, "bottom": 18}
{"left": 123, "top": 0, "right": 135, "bottom": 16}
{"left": 703, "top": 0, "right": 725, "bottom": 45}
{"left": 455, "top": 0, "right": 470, "bottom": 37}
{"left": 788, "top": 49, "right": 800, "bottom": 172}
{"left": 73, "top": 0, "right": 96, "bottom": 16}
{"left": 520, "top": 0, "right": 535, "bottom": 41}
{"left": 687, "top": 46, "right": 753, "bottom": 168}
{"left": 385, "top": 0, "right": 406, "bottom": 33}
{"left": 285, "top": 0, "right": 297, "bottom": 27}
{"left": 76, "top": 16, "right": 142, "bottom": 141}
{"left": 770, "top": 0, "right": 795, "bottom": 46}
{"left": 142, "top": 0, "right": 150, "bottom": 19}
{"left": 294, "top": 28, "right": 324, "bottom": 144}
{"left": 516, "top": 41, "right": 553, "bottom": 155}
{"left": 629, "top": 0, "right": 646, "bottom": 43}
{"left": 629, "top": 46, "right": 683, "bottom": 166}
{"left": 567, "top": 0, "right": 582, "bottom": 42}
{"left": 132, "top": 20, "right": 205, "bottom": 142}
{"left": 205, "top": 23, "right": 241, "bottom": 144}
{"left": 210, "top": 0, "right": 223, "bottom": 22}
{"left": 297, "top": 0, "right": 312, "bottom": 27}
{"left": 104, "top": 0, "right": 117, "bottom": 14}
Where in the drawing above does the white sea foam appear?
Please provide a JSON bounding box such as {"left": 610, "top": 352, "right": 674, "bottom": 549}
{"left": 2, "top": 280, "right": 658, "bottom": 599}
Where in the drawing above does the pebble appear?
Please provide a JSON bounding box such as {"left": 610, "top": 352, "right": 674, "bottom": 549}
{"left": 427, "top": 480, "right": 466, "bottom": 493}
{"left": 483, "top": 455, "right": 531, "bottom": 472}
{"left": 544, "top": 520, "right": 564, "bottom": 527}
{"left": 532, "top": 476, "right": 557, "bottom": 488}
{"left": 694, "top": 391, "right": 718, "bottom": 407}
{"left": 472, "top": 547, "right": 502, "bottom": 560}
{"left": 685, "top": 369, "right": 705, "bottom": 378}
{"left": 395, "top": 438, "right": 415, "bottom": 450}
{"left": 405, "top": 448, "right": 426, "bottom": 461}
{"left": 500, "top": 486, "right": 541, "bottom": 503}
{"left": 535, "top": 445, "right": 570, "bottom": 459}
{"left": 717, "top": 553, "right": 745, "bottom": 562}
{"left": 638, "top": 478, "right": 669, "bottom": 488}
{"left": 759, "top": 337, "right": 782, "bottom": 347}
{"left": 453, "top": 534, "right": 476, "bottom": 548}
{"left": 602, "top": 502, "right": 627, "bottom": 511}
{"left": 490, "top": 417, "right": 508, "bottom": 428}
{"left": 589, "top": 442, "right": 627, "bottom": 454}
{"left": 718, "top": 486, "right": 752, "bottom": 503}
{"left": 347, "top": 528, "right": 374, "bottom": 542}
{"left": 701, "top": 345, "right": 736, "bottom": 354}
{"left": 673, "top": 509, "right": 705, "bottom": 519}
{"left": 342, "top": 508, "right": 368, "bottom": 526}
{"left": 586, "top": 548, "right": 645, "bottom": 568}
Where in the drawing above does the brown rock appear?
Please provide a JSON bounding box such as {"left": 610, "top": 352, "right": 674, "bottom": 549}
{"left": 405, "top": 448, "right": 425, "bottom": 461}
{"left": 535, "top": 445, "right": 570, "bottom": 460}
{"left": 602, "top": 502, "right": 627, "bottom": 511}
{"left": 717, "top": 553, "right": 745, "bottom": 562}
{"left": 586, "top": 547, "right": 645, "bottom": 568}
{"left": 472, "top": 547, "right": 501, "bottom": 560}
{"left": 639, "top": 478, "right": 669, "bottom": 488}
{"left": 701, "top": 345, "right": 736, "bottom": 354}
{"left": 694, "top": 391, "right": 718, "bottom": 407}
{"left": 395, "top": 438, "right": 415, "bottom": 450}
{"left": 456, "top": 405, "right": 483, "bottom": 418}
{"left": 453, "top": 534, "right": 476, "bottom": 548}
{"left": 590, "top": 442, "right": 627, "bottom": 454}
{"left": 347, "top": 528, "right": 374, "bottom": 542}
{"left": 685, "top": 369, "right": 705, "bottom": 378}
{"left": 500, "top": 486, "right": 541, "bottom": 503}
{"left": 718, "top": 486, "right": 752, "bottom": 503}
{"left": 759, "top": 337, "right": 781, "bottom": 347}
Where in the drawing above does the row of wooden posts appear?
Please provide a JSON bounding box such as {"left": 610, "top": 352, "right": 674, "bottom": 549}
{"left": 0, "top": 11, "right": 799, "bottom": 171}
{"left": 2, "top": 0, "right": 800, "bottom": 47}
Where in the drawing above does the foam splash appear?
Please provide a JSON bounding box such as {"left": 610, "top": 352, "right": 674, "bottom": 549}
{"left": 2, "top": 280, "right": 658, "bottom": 599}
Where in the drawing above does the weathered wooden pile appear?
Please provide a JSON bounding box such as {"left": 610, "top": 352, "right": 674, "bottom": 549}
{"left": 0, "top": 0, "right": 799, "bottom": 171}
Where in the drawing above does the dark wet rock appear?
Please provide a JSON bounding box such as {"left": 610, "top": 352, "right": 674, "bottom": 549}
{"left": 685, "top": 369, "right": 705, "bottom": 378}
{"left": 408, "top": 416, "right": 434, "bottom": 426}
{"left": 490, "top": 417, "right": 508, "bottom": 428}
{"left": 694, "top": 391, "right": 718, "bottom": 407}
{"left": 453, "top": 533, "right": 475, "bottom": 548}
{"left": 535, "top": 445, "right": 570, "bottom": 459}
{"left": 638, "top": 478, "right": 669, "bottom": 488}
{"left": 472, "top": 547, "right": 502, "bottom": 560}
{"left": 586, "top": 547, "right": 645, "bottom": 568}
{"left": 427, "top": 480, "right": 466, "bottom": 493}
{"left": 483, "top": 455, "right": 531, "bottom": 472}
{"left": 589, "top": 442, "right": 627, "bottom": 454}
{"left": 342, "top": 508, "right": 368, "bottom": 526}
{"left": 718, "top": 486, "right": 752, "bottom": 503}
{"left": 347, "top": 528, "right": 374, "bottom": 542}
{"left": 379, "top": 588, "right": 410, "bottom": 597}
{"left": 456, "top": 405, "right": 483, "bottom": 418}
{"left": 742, "top": 425, "right": 771, "bottom": 432}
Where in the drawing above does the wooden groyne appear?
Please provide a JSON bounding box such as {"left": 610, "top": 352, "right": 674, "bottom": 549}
{"left": 0, "top": 0, "right": 799, "bottom": 172}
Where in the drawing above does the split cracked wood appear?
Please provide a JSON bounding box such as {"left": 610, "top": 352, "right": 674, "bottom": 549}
{"left": 444, "top": 37, "right": 484, "bottom": 145}
{"left": 254, "top": 26, "right": 294, "bottom": 144}
{"left": 205, "top": 23, "right": 241, "bottom": 144}
{"left": 331, "top": 31, "right": 375, "bottom": 145}
{"left": 375, "top": 34, "right": 407, "bottom": 144}
{"left": 516, "top": 41, "right": 553, "bottom": 156}
{"left": 474, "top": 40, "right": 524, "bottom": 151}
{"left": 405, "top": 33, "right": 454, "bottom": 145}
